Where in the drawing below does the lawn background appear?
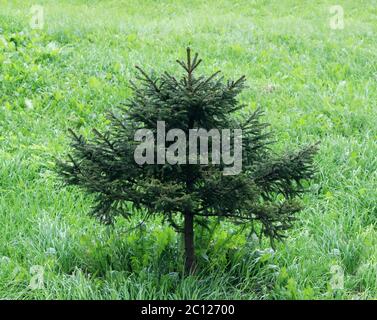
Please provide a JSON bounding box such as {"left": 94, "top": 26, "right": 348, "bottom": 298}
{"left": 0, "top": 0, "right": 377, "bottom": 299}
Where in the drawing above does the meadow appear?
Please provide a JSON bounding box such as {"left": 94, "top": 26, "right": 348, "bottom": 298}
{"left": 0, "top": 0, "right": 376, "bottom": 299}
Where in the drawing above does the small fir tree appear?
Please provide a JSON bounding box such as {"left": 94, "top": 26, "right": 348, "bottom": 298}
{"left": 57, "top": 48, "right": 318, "bottom": 273}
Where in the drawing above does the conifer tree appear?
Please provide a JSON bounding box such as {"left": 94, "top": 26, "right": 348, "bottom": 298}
{"left": 57, "top": 48, "right": 318, "bottom": 273}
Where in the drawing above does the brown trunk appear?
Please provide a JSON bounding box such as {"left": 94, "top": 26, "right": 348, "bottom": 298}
{"left": 184, "top": 211, "right": 195, "bottom": 274}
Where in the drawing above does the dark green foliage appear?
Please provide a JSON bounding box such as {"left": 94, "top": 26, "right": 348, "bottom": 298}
{"left": 57, "top": 48, "right": 318, "bottom": 272}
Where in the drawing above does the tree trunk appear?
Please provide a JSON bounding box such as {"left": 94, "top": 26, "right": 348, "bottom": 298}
{"left": 184, "top": 211, "right": 195, "bottom": 274}
{"left": 184, "top": 111, "right": 195, "bottom": 274}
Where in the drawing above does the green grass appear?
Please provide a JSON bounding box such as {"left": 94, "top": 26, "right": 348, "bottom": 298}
{"left": 0, "top": 0, "right": 377, "bottom": 299}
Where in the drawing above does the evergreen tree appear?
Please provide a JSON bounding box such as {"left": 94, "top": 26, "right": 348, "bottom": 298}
{"left": 57, "top": 48, "right": 318, "bottom": 273}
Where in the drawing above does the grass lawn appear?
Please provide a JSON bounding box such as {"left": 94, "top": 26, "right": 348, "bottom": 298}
{"left": 0, "top": 0, "right": 377, "bottom": 299}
